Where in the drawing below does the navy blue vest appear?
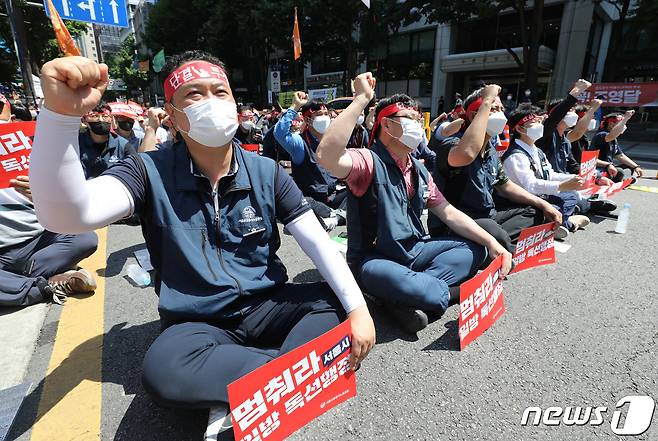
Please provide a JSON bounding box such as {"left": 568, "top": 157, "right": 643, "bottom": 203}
{"left": 78, "top": 131, "right": 130, "bottom": 179}
{"left": 291, "top": 130, "right": 337, "bottom": 198}
{"left": 501, "top": 142, "right": 551, "bottom": 182}
{"left": 139, "top": 142, "right": 288, "bottom": 324}
{"left": 346, "top": 140, "right": 430, "bottom": 270}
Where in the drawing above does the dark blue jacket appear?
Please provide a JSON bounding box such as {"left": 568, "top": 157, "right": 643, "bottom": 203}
{"left": 139, "top": 143, "right": 289, "bottom": 324}
{"left": 79, "top": 130, "right": 133, "bottom": 179}
{"left": 346, "top": 140, "right": 430, "bottom": 271}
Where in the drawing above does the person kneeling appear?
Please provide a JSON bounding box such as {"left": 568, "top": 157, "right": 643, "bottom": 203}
{"left": 317, "top": 73, "right": 512, "bottom": 335}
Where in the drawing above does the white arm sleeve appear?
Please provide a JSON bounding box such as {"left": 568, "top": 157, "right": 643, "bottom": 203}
{"left": 30, "top": 107, "right": 135, "bottom": 234}
{"left": 286, "top": 210, "right": 366, "bottom": 314}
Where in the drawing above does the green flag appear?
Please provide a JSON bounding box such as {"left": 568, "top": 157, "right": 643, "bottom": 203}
{"left": 152, "top": 49, "right": 165, "bottom": 73}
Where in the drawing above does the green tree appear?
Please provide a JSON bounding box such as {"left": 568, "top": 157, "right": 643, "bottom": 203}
{"left": 1, "top": 0, "right": 88, "bottom": 76}
{"left": 104, "top": 35, "right": 149, "bottom": 95}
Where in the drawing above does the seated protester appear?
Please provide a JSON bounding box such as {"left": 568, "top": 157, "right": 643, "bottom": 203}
{"left": 346, "top": 110, "right": 368, "bottom": 149}
{"left": 78, "top": 104, "right": 136, "bottom": 179}
{"left": 0, "top": 93, "right": 11, "bottom": 121}
{"left": 0, "top": 176, "right": 97, "bottom": 307}
{"left": 316, "top": 73, "right": 512, "bottom": 334}
{"left": 428, "top": 107, "right": 465, "bottom": 147}
{"left": 536, "top": 79, "right": 593, "bottom": 176}
{"left": 503, "top": 104, "right": 592, "bottom": 238}
{"left": 273, "top": 94, "right": 347, "bottom": 229}
{"left": 235, "top": 105, "right": 264, "bottom": 146}
{"left": 10, "top": 101, "right": 33, "bottom": 122}
{"left": 260, "top": 112, "right": 292, "bottom": 163}
{"left": 110, "top": 102, "right": 144, "bottom": 152}
{"left": 569, "top": 100, "right": 603, "bottom": 164}
{"left": 31, "top": 53, "right": 375, "bottom": 440}
{"left": 590, "top": 111, "right": 644, "bottom": 182}
{"left": 139, "top": 107, "right": 170, "bottom": 153}
{"left": 431, "top": 85, "right": 562, "bottom": 253}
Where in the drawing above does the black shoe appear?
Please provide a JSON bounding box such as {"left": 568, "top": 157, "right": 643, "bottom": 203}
{"left": 382, "top": 302, "right": 428, "bottom": 334}
{"left": 589, "top": 199, "right": 617, "bottom": 213}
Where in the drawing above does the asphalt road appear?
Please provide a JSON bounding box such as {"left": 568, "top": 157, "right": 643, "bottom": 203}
{"left": 10, "top": 166, "right": 658, "bottom": 441}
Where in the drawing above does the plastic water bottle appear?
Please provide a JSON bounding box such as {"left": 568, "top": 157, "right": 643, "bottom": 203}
{"left": 126, "top": 263, "right": 151, "bottom": 287}
{"left": 614, "top": 202, "right": 631, "bottom": 234}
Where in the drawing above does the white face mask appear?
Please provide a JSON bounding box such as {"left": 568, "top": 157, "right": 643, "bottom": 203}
{"left": 486, "top": 112, "right": 508, "bottom": 137}
{"left": 588, "top": 119, "right": 598, "bottom": 131}
{"left": 563, "top": 112, "right": 578, "bottom": 128}
{"left": 525, "top": 90, "right": 531, "bottom": 96}
{"left": 389, "top": 118, "right": 424, "bottom": 150}
{"left": 240, "top": 120, "right": 255, "bottom": 131}
{"left": 176, "top": 98, "right": 239, "bottom": 148}
{"left": 524, "top": 123, "right": 544, "bottom": 142}
{"left": 507, "top": 95, "right": 513, "bottom": 101}
{"left": 356, "top": 115, "right": 365, "bottom": 125}
{"left": 312, "top": 115, "right": 331, "bottom": 134}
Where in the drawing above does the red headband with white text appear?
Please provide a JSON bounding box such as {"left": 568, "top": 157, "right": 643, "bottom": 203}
{"left": 164, "top": 61, "right": 229, "bottom": 102}
{"left": 369, "top": 102, "right": 416, "bottom": 146}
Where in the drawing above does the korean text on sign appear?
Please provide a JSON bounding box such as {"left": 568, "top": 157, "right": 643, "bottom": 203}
{"left": 458, "top": 255, "right": 505, "bottom": 350}
{"left": 0, "top": 122, "right": 36, "bottom": 189}
{"left": 510, "top": 223, "right": 556, "bottom": 274}
{"left": 228, "top": 320, "right": 356, "bottom": 441}
{"left": 579, "top": 149, "right": 600, "bottom": 189}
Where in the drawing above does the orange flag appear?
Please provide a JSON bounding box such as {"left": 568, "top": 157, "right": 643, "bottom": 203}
{"left": 46, "top": 0, "right": 81, "bottom": 57}
{"left": 292, "top": 7, "right": 302, "bottom": 60}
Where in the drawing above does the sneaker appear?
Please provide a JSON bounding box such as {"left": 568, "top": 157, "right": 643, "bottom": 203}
{"left": 382, "top": 302, "right": 428, "bottom": 334}
{"left": 205, "top": 405, "right": 233, "bottom": 441}
{"left": 568, "top": 214, "right": 590, "bottom": 231}
{"left": 45, "top": 269, "right": 96, "bottom": 305}
{"left": 554, "top": 225, "right": 569, "bottom": 241}
{"left": 589, "top": 199, "right": 617, "bottom": 213}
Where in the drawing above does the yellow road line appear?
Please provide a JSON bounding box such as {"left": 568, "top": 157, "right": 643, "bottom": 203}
{"left": 628, "top": 185, "right": 658, "bottom": 194}
{"left": 30, "top": 228, "right": 108, "bottom": 441}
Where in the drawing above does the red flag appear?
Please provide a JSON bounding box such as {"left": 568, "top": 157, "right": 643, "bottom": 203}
{"left": 292, "top": 7, "right": 302, "bottom": 60}
{"left": 46, "top": 0, "right": 80, "bottom": 57}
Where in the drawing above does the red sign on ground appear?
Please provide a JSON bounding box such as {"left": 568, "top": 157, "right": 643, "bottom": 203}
{"left": 576, "top": 82, "right": 658, "bottom": 107}
{"left": 510, "top": 223, "right": 556, "bottom": 274}
{"left": 458, "top": 255, "right": 505, "bottom": 350}
{"left": 581, "top": 178, "right": 634, "bottom": 199}
{"left": 579, "top": 149, "right": 600, "bottom": 189}
{"left": 228, "top": 320, "right": 356, "bottom": 441}
{"left": 0, "top": 122, "right": 36, "bottom": 189}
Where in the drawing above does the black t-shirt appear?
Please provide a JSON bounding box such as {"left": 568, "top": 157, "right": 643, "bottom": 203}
{"left": 590, "top": 131, "right": 622, "bottom": 163}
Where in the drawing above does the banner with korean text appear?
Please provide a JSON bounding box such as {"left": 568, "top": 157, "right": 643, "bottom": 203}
{"left": 459, "top": 255, "right": 505, "bottom": 350}
{"left": 0, "top": 122, "right": 36, "bottom": 189}
{"left": 510, "top": 223, "right": 556, "bottom": 274}
{"left": 228, "top": 320, "right": 356, "bottom": 441}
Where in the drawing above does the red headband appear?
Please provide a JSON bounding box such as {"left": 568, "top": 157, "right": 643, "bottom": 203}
{"left": 465, "top": 97, "right": 484, "bottom": 115}
{"left": 108, "top": 102, "right": 139, "bottom": 119}
{"left": 302, "top": 104, "right": 327, "bottom": 118}
{"left": 369, "top": 102, "right": 415, "bottom": 146}
{"left": 164, "top": 61, "right": 229, "bottom": 102}
{"left": 512, "top": 113, "right": 540, "bottom": 131}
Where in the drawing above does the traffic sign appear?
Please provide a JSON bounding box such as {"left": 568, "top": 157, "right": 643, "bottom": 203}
{"left": 44, "top": 0, "right": 129, "bottom": 28}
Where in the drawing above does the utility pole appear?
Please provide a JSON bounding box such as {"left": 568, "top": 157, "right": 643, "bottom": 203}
{"left": 3, "top": 0, "right": 37, "bottom": 105}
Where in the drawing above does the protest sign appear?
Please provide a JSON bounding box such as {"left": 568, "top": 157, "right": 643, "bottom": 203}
{"left": 0, "top": 122, "right": 36, "bottom": 189}
{"left": 510, "top": 223, "right": 556, "bottom": 274}
{"left": 228, "top": 320, "right": 356, "bottom": 441}
{"left": 459, "top": 255, "right": 505, "bottom": 350}
{"left": 579, "top": 149, "right": 599, "bottom": 189}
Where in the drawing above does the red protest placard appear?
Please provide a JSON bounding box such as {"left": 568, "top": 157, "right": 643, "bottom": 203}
{"left": 228, "top": 320, "right": 356, "bottom": 441}
{"left": 580, "top": 177, "right": 634, "bottom": 199}
{"left": 0, "top": 122, "right": 36, "bottom": 189}
{"left": 579, "top": 149, "right": 599, "bottom": 189}
{"left": 510, "top": 223, "right": 556, "bottom": 274}
{"left": 458, "top": 255, "right": 505, "bottom": 350}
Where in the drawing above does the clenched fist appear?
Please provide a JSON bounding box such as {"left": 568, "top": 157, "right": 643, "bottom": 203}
{"left": 40, "top": 57, "right": 109, "bottom": 117}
